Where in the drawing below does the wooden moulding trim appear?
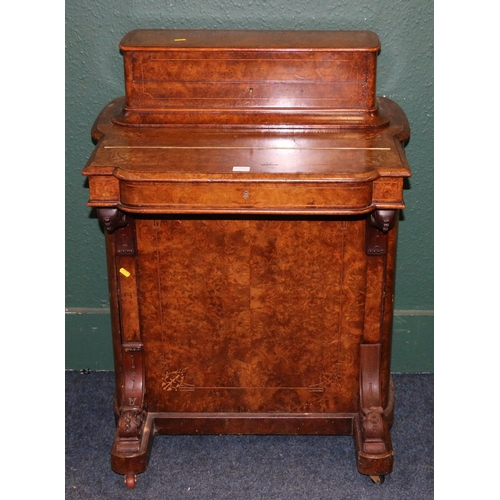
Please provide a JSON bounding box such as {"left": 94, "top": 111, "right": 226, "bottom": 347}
{"left": 119, "top": 29, "right": 381, "bottom": 52}
{"left": 86, "top": 201, "right": 406, "bottom": 213}
{"left": 87, "top": 200, "right": 120, "bottom": 208}
{"left": 113, "top": 205, "right": 400, "bottom": 216}
{"left": 112, "top": 172, "right": 381, "bottom": 183}
{"left": 112, "top": 109, "right": 389, "bottom": 128}
{"left": 117, "top": 106, "right": 381, "bottom": 114}
{"left": 149, "top": 412, "right": 356, "bottom": 435}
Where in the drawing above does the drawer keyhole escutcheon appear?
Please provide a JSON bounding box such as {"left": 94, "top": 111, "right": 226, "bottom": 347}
{"left": 243, "top": 190, "right": 250, "bottom": 200}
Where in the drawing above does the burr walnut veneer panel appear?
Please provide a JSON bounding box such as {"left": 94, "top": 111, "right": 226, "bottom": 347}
{"left": 136, "top": 217, "right": 365, "bottom": 414}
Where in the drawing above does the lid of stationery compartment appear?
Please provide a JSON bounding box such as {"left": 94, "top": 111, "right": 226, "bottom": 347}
{"left": 119, "top": 29, "right": 381, "bottom": 52}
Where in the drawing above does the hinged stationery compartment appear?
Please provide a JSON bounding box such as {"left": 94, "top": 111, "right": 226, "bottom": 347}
{"left": 114, "top": 29, "right": 387, "bottom": 127}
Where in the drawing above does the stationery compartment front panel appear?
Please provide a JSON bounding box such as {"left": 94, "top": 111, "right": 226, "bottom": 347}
{"left": 126, "top": 51, "right": 376, "bottom": 110}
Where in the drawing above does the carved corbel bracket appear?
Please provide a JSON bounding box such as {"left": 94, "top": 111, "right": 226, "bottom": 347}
{"left": 369, "top": 210, "right": 397, "bottom": 233}
{"left": 97, "top": 207, "right": 128, "bottom": 233}
{"left": 365, "top": 209, "right": 397, "bottom": 255}
{"left": 97, "top": 208, "right": 136, "bottom": 255}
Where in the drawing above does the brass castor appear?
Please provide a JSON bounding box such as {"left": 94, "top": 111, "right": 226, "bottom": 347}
{"left": 369, "top": 475, "right": 385, "bottom": 484}
{"left": 125, "top": 474, "right": 137, "bottom": 489}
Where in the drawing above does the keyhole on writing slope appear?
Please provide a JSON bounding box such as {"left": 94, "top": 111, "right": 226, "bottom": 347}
{"left": 243, "top": 190, "right": 250, "bottom": 200}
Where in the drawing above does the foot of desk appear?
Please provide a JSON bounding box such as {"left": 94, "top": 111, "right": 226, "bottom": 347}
{"left": 354, "top": 344, "right": 395, "bottom": 478}
{"left": 353, "top": 410, "right": 394, "bottom": 477}
{"left": 111, "top": 411, "right": 155, "bottom": 486}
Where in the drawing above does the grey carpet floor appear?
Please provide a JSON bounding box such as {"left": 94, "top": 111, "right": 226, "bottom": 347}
{"left": 65, "top": 371, "right": 433, "bottom": 499}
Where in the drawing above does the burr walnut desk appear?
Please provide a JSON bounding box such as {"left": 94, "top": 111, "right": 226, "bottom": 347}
{"left": 83, "top": 29, "right": 411, "bottom": 488}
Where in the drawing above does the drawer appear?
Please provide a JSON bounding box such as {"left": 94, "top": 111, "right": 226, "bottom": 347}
{"left": 115, "top": 177, "right": 377, "bottom": 215}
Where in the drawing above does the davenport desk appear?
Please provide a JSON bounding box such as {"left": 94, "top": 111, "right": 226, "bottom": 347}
{"left": 83, "top": 29, "right": 411, "bottom": 488}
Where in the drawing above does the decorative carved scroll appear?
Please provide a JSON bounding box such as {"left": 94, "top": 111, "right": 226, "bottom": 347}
{"left": 365, "top": 209, "right": 397, "bottom": 255}
{"left": 116, "top": 343, "right": 146, "bottom": 450}
{"left": 118, "top": 409, "right": 145, "bottom": 440}
{"left": 355, "top": 343, "right": 393, "bottom": 476}
{"left": 111, "top": 342, "right": 154, "bottom": 487}
{"left": 359, "top": 343, "right": 386, "bottom": 453}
